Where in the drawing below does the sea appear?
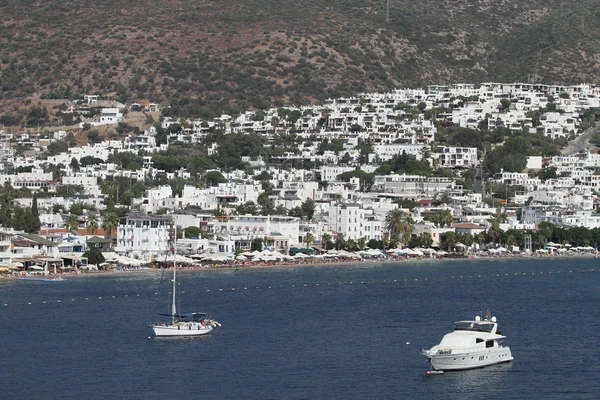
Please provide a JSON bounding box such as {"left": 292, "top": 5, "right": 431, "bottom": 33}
{"left": 1, "top": 257, "right": 599, "bottom": 400}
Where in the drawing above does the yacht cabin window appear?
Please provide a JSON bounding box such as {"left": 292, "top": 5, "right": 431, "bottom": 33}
{"left": 454, "top": 322, "right": 495, "bottom": 332}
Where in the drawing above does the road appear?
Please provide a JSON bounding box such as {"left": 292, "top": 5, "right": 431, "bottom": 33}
{"left": 561, "top": 123, "right": 599, "bottom": 155}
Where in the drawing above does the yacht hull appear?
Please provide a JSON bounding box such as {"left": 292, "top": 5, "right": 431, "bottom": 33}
{"left": 153, "top": 323, "right": 213, "bottom": 337}
{"left": 427, "top": 347, "right": 513, "bottom": 371}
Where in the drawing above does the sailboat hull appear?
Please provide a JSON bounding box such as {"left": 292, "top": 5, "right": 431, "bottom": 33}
{"left": 153, "top": 323, "right": 213, "bottom": 337}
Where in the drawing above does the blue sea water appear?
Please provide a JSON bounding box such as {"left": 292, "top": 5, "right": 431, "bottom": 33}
{"left": 1, "top": 258, "right": 599, "bottom": 399}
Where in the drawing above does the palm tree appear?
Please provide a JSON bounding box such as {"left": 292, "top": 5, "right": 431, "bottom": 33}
{"left": 67, "top": 214, "right": 79, "bottom": 233}
{"left": 419, "top": 232, "right": 433, "bottom": 248}
{"left": 321, "top": 233, "right": 332, "bottom": 251}
{"left": 334, "top": 232, "right": 346, "bottom": 250}
{"left": 304, "top": 232, "right": 314, "bottom": 249}
{"left": 101, "top": 211, "right": 119, "bottom": 239}
{"left": 385, "top": 208, "right": 413, "bottom": 247}
{"left": 357, "top": 237, "right": 367, "bottom": 250}
{"left": 441, "top": 231, "right": 458, "bottom": 252}
{"left": 437, "top": 209, "right": 454, "bottom": 228}
{"left": 460, "top": 233, "right": 474, "bottom": 247}
{"left": 86, "top": 212, "right": 99, "bottom": 235}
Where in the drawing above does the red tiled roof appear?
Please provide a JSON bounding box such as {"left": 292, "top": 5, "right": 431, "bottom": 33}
{"left": 453, "top": 223, "right": 485, "bottom": 229}
{"left": 46, "top": 227, "right": 116, "bottom": 238}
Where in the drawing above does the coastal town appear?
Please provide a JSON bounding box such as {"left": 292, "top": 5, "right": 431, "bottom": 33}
{"left": 2, "top": 82, "right": 600, "bottom": 275}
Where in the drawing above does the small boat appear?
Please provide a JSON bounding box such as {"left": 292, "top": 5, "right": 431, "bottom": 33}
{"left": 421, "top": 313, "right": 513, "bottom": 371}
{"left": 150, "top": 225, "right": 220, "bottom": 337}
{"left": 17, "top": 277, "right": 67, "bottom": 283}
{"left": 425, "top": 370, "right": 444, "bottom": 376}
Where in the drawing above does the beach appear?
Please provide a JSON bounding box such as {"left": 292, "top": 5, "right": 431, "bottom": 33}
{"left": 2, "top": 251, "right": 596, "bottom": 280}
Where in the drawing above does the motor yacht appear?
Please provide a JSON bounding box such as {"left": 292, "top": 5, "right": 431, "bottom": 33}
{"left": 421, "top": 314, "right": 513, "bottom": 371}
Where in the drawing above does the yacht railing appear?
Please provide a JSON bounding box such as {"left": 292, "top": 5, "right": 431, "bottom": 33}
{"left": 434, "top": 345, "right": 505, "bottom": 355}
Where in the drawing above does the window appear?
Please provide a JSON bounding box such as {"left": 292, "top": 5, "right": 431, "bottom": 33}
{"left": 486, "top": 340, "right": 494, "bottom": 348}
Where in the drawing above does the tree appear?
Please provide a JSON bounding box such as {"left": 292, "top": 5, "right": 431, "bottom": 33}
{"left": 334, "top": 232, "right": 346, "bottom": 250}
{"left": 499, "top": 99, "right": 511, "bottom": 111}
{"left": 273, "top": 205, "right": 287, "bottom": 216}
{"left": 304, "top": 232, "right": 314, "bottom": 248}
{"left": 27, "top": 192, "right": 41, "bottom": 233}
{"left": 538, "top": 167, "right": 557, "bottom": 181}
{"left": 357, "top": 237, "right": 367, "bottom": 250}
{"left": 349, "top": 123, "right": 363, "bottom": 133}
{"left": 86, "top": 130, "right": 101, "bottom": 143}
{"left": 419, "top": 232, "right": 433, "bottom": 248}
{"left": 321, "top": 233, "right": 333, "bottom": 250}
{"left": 70, "top": 157, "right": 80, "bottom": 172}
{"left": 67, "top": 214, "right": 80, "bottom": 232}
{"left": 250, "top": 237, "right": 263, "bottom": 252}
{"left": 235, "top": 201, "right": 260, "bottom": 215}
{"left": 440, "top": 231, "right": 458, "bottom": 251}
{"left": 257, "top": 192, "right": 274, "bottom": 215}
{"left": 0, "top": 199, "right": 13, "bottom": 227}
{"left": 83, "top": 247, "right": 105, "bottom": 269}
{"left": 101, "top": 211, "right": 119, "bottom": 238}
{"left": 182, "top": 226, "right": 204, "bottom": 239}
{"left": 301, "top": 198, "right": 316, "bottom": 220}
{"left": 385, "top": 208, "right": 413, "bottom": 246}
{"left": 69, "top": 202, "right": 84, "bottom": 215}
{"left": 86, "top": 212, "right": 99, "bottom": 235}
{"left": 426, "top": 209, "right": 453, "bottom": 228}
{"left": 204, "top": 170, "right": 227, "bottom": 187}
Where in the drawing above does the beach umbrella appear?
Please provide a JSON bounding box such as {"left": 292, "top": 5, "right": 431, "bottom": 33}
{"left": 270, "top": 251, "right": 286, "bottom": 259}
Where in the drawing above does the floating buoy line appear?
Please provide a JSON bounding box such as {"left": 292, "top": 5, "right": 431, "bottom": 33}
{"left": 2, "top": 267, "right": 597, "bottom": 309}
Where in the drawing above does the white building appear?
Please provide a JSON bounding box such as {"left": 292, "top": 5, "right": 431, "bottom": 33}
{"left": 99, "top": 108, "right": 123, "bottom": 125}
{"left": 213, "top": 215, "right": 300, "bottom": 250}
{"left": 439, "top": 147, "right": 478, "bottom": 169}
{"left": 115, "top": 212, "right": 172, "bottom": 260}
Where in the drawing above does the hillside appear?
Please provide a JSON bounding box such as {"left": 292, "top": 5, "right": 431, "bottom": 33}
{"left": 2, "top": 0, "right": 600, "bottom": 120}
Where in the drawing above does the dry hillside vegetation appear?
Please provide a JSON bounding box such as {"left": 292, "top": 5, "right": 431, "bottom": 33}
{"left": 1, "top": 0, "right": 600, "bottom": 118}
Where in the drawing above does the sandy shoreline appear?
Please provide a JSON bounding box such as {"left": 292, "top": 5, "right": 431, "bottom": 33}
{"left": 3, "top": 252, "right": 596, "bottom": 280}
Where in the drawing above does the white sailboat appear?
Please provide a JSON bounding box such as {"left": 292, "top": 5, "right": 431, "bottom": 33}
{"left": 150, "top": 226, "right": 220, "bottom": 337}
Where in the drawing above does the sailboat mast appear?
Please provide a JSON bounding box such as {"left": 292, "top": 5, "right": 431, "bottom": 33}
{"left": 171, "top": 224, "right": 177, "bottom": 324}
